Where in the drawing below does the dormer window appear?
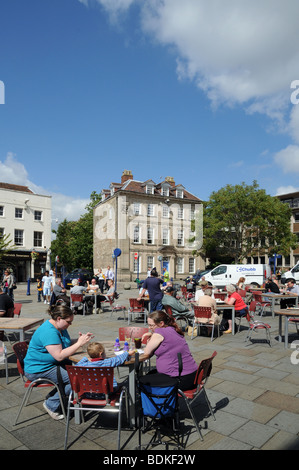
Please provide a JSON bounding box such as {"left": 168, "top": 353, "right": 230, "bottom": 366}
{"left": 146, "top": 184, "right": 154, "bottom": 195}
{"left": 161, "top": 185, "right": 169, "bottom": 197}
{"left": 176, "top": 189, "right": 183, "bottom": 198}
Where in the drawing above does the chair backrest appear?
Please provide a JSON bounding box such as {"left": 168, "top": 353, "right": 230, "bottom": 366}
{"left": 13, "top": 303, "right": 22, "bottom": 317}
{"left": 249, "top": 300, "right": 258, "bottom": 313}
{"left": 138, "top": 373, "right": 179, "bottom": 419}
{"left": 119, "top": 327, "right": 149, "bottom": 344}
{"left": 193, "top": 305, "right": 212, "bottom": 319}
{"left": 214, "top": 293, "right": 226, "bottom": 301}
{"left": 252, "top": 293, "right": 262, "bottom": 302}
{"left": 12, "top": 341, "right": 28, "bottom": 377}
{"left": 66, "top": 365, "right": 114, "bottom": 401}
{"left": 129, "top": 298, "right": 144, "bottom": 309}
{"left": 163, "top": 305, "right": 173, "bottom": 317}
{"left": 237, "top": 289, "right": 246, "bottom": 298}
{"left": 70, "top": 293, "right": 84, "bottom": 303}
{"left": 194, "top": 351, "right": 217, "bottom": 388}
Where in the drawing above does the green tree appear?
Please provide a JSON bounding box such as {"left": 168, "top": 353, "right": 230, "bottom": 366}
{"left": 0, "top": 234, "right": 14, "bottom": 262}
{"left": 202, "top": 181, "right": 297, "bottom": 265}
{"left": 50, "top": 191, "right": 102, "bottom": 272}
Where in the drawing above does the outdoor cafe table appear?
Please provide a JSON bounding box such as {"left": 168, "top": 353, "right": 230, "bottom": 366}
{"left": 0, "top": 317, "right": 44, "bottom": 342}
{"left": 216, "top": 302, "right": 236, "bottom": 335}
{"left": 261, "top": 293, "right": 298, "bottom": 318}
{"left": 273, "top": 308, "right": 299, "bottom": 349}
{"left": 69, "top": 341, "right": 149, "bottom": 426}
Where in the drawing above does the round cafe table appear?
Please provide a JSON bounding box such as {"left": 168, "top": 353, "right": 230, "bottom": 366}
{"left": 274, "top": 308, "right": 299, "bottom": 349}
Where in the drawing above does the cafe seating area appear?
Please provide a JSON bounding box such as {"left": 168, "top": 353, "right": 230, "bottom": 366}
{"left": 1, "top": 281, "right": 299, "bottom": 451}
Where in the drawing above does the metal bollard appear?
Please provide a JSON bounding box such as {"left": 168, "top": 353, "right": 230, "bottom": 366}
{"left": 27, "top": 278, "right": 31, "bottom": 296}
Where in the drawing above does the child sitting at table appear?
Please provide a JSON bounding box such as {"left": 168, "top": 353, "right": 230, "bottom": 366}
{"left": 75, "top": 341, "right": 135, "bottom": 392}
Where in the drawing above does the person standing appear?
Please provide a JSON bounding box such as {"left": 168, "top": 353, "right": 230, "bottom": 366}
{"left": 95, "top": 268, "right": 105, "bottom": 293}
{"left": 1, "top": 269, "right": 14, "bottom": 299}
{"left": 42, "top": 271, "right": 53, "bottom": 305}
{"left": 105, "top": 266, "right": 114, "bottom": 291}
{"left": 138, "top": 267, "right": 163, "bottom": 312}
{"left": 0, "top": 285, "right": 14, "bottom": 340}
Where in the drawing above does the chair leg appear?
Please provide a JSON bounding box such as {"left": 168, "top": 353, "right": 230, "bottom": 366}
{"left": 203, "top": 388, "right": 216, "bottom": 421}
{"left": 183, "top": 398, "right": 204, "bottom": 441}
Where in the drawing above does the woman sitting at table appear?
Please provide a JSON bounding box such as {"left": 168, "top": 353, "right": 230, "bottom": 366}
{"left": 142, "top": 310, "right": 198, "bottom": 391}
{"left": 24, "top": 303, "right": 93, "bottom": 420}
{"left": 93, "top": 279, "right": 116, "bottom": 313}
{"left": 222, "top": 284, "right": 248, "bottom": 334}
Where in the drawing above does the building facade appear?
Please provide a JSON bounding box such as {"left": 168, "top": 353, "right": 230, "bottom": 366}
{"left": 0, "top": 182, "right": 52, "bottom": 281}
{"left": 93, "top": 170, "right": 204, "bottom": 282}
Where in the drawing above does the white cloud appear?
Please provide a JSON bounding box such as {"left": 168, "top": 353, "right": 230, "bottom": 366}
{"left": 276, "top": 185, "right": 299, "bottom": 196}
{"left": 273, "top": 145, "right": 299, "bottom": 173}
{"left": 0, "top": 153, "right": 89, "bottom": 224}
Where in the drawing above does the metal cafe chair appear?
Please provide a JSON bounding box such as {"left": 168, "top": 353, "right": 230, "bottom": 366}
{"left": 0, "top": 340, "right": 8, "bottom": 385}
{"left": 178, "top": 351, "right": 218, "bottom": 441}
{"left": 191, "top": 306, "right": 219, "bottom": 341}
{"left": 13, "top": 341, "right": 66, "bottom": 425}
{"left": 245, "top": 302, "right": 272, "bottom": 346}
{"left": 64, "top": 365, "right": 128, "bottom": 450}
{"left": 127, "top": 298, "right": 148, "bottom": 325}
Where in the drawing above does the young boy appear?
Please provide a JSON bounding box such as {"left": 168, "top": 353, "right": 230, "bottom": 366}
{"left": 76, "top": 342, "right": 135, "bottom": 392}
{"left": 36, "top": 278, "right": 43, "bottom": 302}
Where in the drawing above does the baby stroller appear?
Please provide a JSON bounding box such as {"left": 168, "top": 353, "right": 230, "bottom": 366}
{"left": 135, "top": 353, "right": 183, "bottom": 450}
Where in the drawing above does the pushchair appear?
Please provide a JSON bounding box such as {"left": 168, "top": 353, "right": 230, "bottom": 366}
{"left": 135, "top": 353, "right": 183, "bottom": 450}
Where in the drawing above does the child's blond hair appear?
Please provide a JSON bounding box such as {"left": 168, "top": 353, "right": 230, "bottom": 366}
{"left": 87, "top": 342, "right": 105, "bottom": 358}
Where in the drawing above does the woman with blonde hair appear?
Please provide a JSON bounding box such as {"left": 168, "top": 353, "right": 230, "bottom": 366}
{"left": 223, "top": 284, "right": 248, "bottom": 334}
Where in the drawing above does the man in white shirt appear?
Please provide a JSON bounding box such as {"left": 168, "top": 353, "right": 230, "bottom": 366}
{"left": 105, "top": 266, "right": 114, "bottom": 290}
{"left": 42, "top": 271, "right": 53, "bottom": 305}
{"left": 195, "top": 280, "right": 215, "bottom": 302}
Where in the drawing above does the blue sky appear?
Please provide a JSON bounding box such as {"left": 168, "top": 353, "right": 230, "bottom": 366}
{"left": 1, "top": 0, "right": 299, "bottom": 224}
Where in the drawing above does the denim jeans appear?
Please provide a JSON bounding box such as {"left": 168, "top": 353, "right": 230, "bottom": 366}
{"left": 25, "top": 366, "right": 71, "bottom": 412}
{"left": 150, "top": 299, "right": 163, "bottom": 312}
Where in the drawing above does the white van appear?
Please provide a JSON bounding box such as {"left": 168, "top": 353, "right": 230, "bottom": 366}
{"left": 204, "top": 264, "right": 271, "bottom": 288}
{"left": 281, "top": 263, "right": 299, "bottom": 284}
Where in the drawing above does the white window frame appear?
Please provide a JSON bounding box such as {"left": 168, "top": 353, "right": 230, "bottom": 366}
{"left": 146, "top": 184, "right": 154, "bottom": 195}
{"left": 133, "top": 257, "right": 141, "bottom": 273}
{"left": 147, "top": 226, "right": 154, "bottom": 244}
{"left": 177, "top": 229, "right": 184, "bottom": 246}
{"left": 177, "top": 257, "right": 184, "bottom": 274}
{"left": 14, "top": 229, "right": 24, "bottom": 246}
{"left": 15, "top": 208, "right": 23, "bottom": 219}
{"left": 133, "top": 203, "right": 141, "bottom": 216}
{"left": 178, "top": 207, "right": 184, "bottom": 219}
{"left": 176, "top": 189, "right": 183, "bottom": 198}
{"left": 33, "top": 231, "right": 43, "bottom": 247}
{"left": 162, "top": 228, "right": 169, "bottom": 245}
{"left": 0, "top": 206, "right": 4, "bottom": 217}
{"left": 34, "top": 210, "right": 43, "bottom": 221}
{"left": 189, "top": 258, "right": 195, "bottom": 273}
{"left": 147, "top": 256, "right": 154, "bottom": 270}
{"left": 133, "top": 225, "right": 141, "bottom": 244}
{"left": 161, "top": 185, "right": 169, "bottom": 197}
{"left": 147, "top": 204, "right": 154, "bottom": 217}
{"left": 162, "top": 205, "right": 169, "bottom": 218}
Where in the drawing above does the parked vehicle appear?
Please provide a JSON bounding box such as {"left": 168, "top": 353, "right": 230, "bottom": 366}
{"left": 281, "top": 262, "right": 299, "bottom": 284}
{"left": 184, "top": 269, "right": 211, "bottom": 285}
{"left": 204, "top": 264, "right": 271, "bottom": 289}
{"left": 64, "top": 268, "right": 94, "bottom": 289}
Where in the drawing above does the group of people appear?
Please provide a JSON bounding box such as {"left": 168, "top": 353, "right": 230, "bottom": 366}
{"left": 35, "top": 266, "right": 116, "bottom": 314}
{"left": 23, "top": 300, "right": 198, "bottom": 420}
